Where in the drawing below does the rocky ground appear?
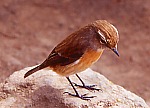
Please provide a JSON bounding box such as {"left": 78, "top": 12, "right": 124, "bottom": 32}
{"left": 0, "top": 67, "right": 149, "bottom": 108}
{"left": 0, "top": 0, "right": 150, "bottom": 104}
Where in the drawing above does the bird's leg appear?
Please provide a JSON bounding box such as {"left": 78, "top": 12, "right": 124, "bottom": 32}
{"left": 64, "top": 77, "right": 96, "bottom": 100}
{"left": 73, "top": 74, "right": 101, "bottom": 91}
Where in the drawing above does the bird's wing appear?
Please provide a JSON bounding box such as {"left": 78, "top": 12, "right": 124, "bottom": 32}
{"left": 39, "top": 25, "right": 96, "bottom": 68}
{"left": 45, "top": 49, "right": 84, "bottom": 66}
{"left": 24, "top": 41, "right": 85, "bottom": 78}
{"left": 40, "top": 32, "right": 90, "bottom": 68}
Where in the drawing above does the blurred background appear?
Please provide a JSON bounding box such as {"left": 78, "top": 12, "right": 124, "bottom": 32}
{"left": 0, "top": 0, "right": 149, "bottom": 103}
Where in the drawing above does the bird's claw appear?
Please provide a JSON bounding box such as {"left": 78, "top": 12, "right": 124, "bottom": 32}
{"left": 63, "top": 92, "right": 96, "bottom": 100}
{"left": 72, "top": 82, "right": 102, "bottom": 91}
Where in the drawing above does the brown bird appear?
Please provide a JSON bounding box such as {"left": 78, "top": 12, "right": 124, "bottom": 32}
{"left": 24, "top": 20, "right": 119, "bottom": 100}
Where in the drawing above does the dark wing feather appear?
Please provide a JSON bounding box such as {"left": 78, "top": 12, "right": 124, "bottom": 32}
{"left": 40, "top": 26, "right": 94, "bottom": 67}
{"left": 41, "top": 39, "right": 87, "bottom": 67}
{"left": 24, "top": 25, "right": 97, "bottom": 78}
{"left": 42, "top": 50, "right": 81, "bottom": 67}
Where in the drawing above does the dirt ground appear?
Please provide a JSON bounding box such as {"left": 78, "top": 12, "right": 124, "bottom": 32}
{"left": 0, "top": 0, "right": 149, "bottom": 103}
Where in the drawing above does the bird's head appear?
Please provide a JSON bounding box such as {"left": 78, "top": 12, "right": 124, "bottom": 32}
{"left": 93, "top": 20, "right": 119, "bottom": 56}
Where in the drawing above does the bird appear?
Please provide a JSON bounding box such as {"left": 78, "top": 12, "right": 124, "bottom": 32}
{"left": 24, "top": 20, "right": 119, "bottom": 100}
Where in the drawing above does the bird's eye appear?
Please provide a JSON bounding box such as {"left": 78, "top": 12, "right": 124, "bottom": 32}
{"left": 98, "top": 30, "right": 107, "bottom": 44}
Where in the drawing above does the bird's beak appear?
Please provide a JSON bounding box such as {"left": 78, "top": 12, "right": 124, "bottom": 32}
{"left": 111, "top": 47, "right": 119, "bottom": 57}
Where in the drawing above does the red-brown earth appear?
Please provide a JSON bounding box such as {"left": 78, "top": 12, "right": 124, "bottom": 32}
{"left": 0, "top": 0, "right": 149, "bottom": 103}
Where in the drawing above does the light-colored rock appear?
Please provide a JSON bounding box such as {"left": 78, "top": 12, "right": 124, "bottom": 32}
{"left": 0, "top": 66, "right": 149, "bottom": 108}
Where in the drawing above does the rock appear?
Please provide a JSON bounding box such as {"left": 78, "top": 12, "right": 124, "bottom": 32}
{"left": 0, "top": 66, "right": 149, "bottom": 108}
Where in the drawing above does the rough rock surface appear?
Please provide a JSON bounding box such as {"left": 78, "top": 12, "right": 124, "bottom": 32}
{"left": 0, "top": 66, "right": 149, "bottom": 108}
{"left": 0, "top": 0, "right": 150, "bottom": 103}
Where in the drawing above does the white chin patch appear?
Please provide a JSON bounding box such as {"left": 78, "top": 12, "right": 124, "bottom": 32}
{"left": 73, "top": 59, "right": 80, "bottom": 65}
{"left": 97, "top": 48, "right": 103, "bottom": 52}
{"left": 111, "top": 24, "right": 119, "bottom": 36}
{"left": 98, "top": 30, "right": 106, "bottom": 42}
{"left": 115, "top": 44, "right": 118, "bottom": 49}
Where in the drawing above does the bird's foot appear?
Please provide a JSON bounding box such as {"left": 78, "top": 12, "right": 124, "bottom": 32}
{"left": 73, "top": 82, "right": 101, "bottom": 91}
{"left": 64, "top": 92, "right": 96, "bottom": 100}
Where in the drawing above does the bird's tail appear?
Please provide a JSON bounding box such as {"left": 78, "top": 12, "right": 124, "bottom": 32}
{"left": 24, "top": 65, "right": 42, "bottom": 78}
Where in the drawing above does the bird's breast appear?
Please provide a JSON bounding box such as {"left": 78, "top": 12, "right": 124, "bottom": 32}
{"left": 51, "top": 49, "right": 103, "bottom": 76}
